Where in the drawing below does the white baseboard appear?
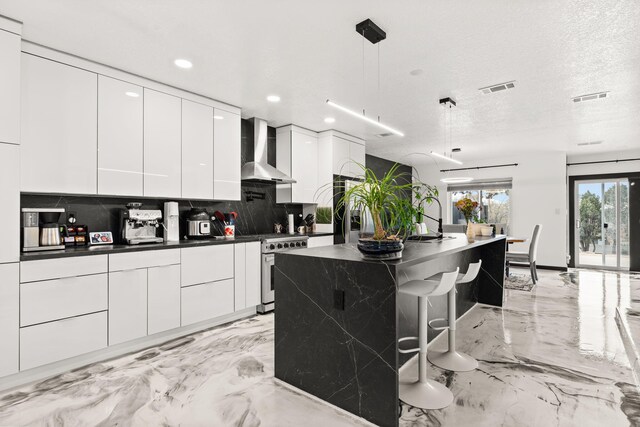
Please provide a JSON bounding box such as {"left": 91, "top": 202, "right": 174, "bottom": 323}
{"left": 0, "top": 307, "right": 256, "bottom": 393}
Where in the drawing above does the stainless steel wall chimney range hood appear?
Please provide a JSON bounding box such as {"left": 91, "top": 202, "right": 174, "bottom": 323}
{"left": 240, "top": 118, "right": 296, "bottom": 184}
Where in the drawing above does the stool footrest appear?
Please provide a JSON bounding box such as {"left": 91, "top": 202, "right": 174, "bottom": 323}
{"left": 428, "top": 318, "right": 449, "bottom": 331}
{"left": 398, "top": 336, "right": 420, "bottom": 354}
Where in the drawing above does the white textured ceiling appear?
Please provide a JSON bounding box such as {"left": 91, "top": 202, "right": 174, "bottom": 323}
{"left": 1, "top": 0, "right": 639, "bottom": 166}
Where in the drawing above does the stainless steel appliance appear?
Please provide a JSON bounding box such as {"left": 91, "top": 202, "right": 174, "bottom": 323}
{"left": 120, "top": 203, "right": 163, "bottom": 245}
{"left": 258, "top": 235, "right": 309, "bottom": 313}
{"left": 186, "top": 209, "right": 211, "bottom": 238}
{"left": 21, "top": 208, "right": 66, "bottom": 252}
{"left": 240, "top": 118, "right": 296, "bottom": 184}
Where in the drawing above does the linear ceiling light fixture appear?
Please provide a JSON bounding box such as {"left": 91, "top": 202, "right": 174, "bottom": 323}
{"left": 326, "top": 99, "right": 404, "bottom": 136}
{"left": 440, "top": 176, "right": 474, "bottom": 184}
{"left": 325, "top": 19, "right": 404, "bottom": 137}
{"left": 430, "top": 150, "right": 462, "bottom": 165}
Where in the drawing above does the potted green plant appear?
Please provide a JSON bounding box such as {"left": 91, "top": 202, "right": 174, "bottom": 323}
{"left": 334, "top": 163, "right": 438, "bottom": 259}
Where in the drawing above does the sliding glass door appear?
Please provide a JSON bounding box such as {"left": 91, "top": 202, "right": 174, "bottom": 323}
{"left": 575, "top": 179, "right": 629, "bottom": 270}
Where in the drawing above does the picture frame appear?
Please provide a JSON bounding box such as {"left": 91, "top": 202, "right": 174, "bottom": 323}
{"left": 90, "top": 231, "right": 114, "bottom": 245}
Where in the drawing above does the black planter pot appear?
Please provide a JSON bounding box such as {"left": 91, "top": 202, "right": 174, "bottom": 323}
{"left": 357, "top": 238, "right": 404, "bottom": 260}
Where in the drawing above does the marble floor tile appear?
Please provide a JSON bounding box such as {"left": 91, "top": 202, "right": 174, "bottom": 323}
{"left": 0, "top": 315, "right": 369, "bottom": 427}
{"left": 1, "top": 268, "right": 639, "bottom": 426}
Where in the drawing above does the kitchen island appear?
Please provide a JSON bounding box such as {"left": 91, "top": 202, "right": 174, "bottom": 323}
{"left": 274, "top": 234, "right": 506, "bottom": 427}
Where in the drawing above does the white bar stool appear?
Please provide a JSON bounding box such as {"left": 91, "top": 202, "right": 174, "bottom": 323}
{"left": 398, "top": 268, "right": 459, "bottom": 410}
{"left": 427, "top": 260, "right": 482, "bottom": 372}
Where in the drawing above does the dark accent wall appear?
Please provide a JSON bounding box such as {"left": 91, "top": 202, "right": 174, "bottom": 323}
{"left": 21, "top": 120, "right": 302, "bottom": 242}
{"left": 365, "top": 154, "right": 412, "bottom": 186}
{"left": 568, "top": 172, "right": 640, "bottom": 272}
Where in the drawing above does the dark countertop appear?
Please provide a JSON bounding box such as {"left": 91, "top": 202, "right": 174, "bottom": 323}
{"left": 20, "top": 232, "right": 334, "bottom": 261}
{"left": 280, "top": 233, "right": 506, "bottom": 269}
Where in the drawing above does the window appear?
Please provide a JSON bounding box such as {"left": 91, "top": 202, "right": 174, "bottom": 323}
{"left": 448, "top": 179, "right": 512, "bottom": 233}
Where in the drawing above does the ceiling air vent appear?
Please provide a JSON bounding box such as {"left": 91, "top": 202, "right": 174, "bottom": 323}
{"left": 479, "top": 81, "right": 516, "bottom": 94}
{"left": 577, "top": 141, "right": 603, "bottom": 146}
{"left": 573, "top": 92, "right": 609, "bottom": 103}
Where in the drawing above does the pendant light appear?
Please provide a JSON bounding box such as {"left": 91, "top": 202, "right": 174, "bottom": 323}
{"left": 327, "top": 19, "right": 404, "bottom": 137}
{"left": 435, "top": 97, "right": 473, "bottom": 183}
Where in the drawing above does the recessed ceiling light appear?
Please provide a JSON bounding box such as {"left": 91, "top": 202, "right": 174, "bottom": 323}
{"left": 213, "top": 115, "right": 224, "bottom": 120}
{"left": 324, "top": 117, "right": 335, "bottom": 124}
{"left": 410, "top": 69, "right": 424, "bottom": 76}
{"left": 174, "top": 59, "right": 193, "bottom": 69}
{"left": 125, "top": 91, "right": 139, "bottom": 98}
{"left": 266, "top": 95, "right": 281, "bottom": 103}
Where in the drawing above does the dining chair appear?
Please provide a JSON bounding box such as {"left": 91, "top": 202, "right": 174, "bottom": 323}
{"left": 505, "top": 224, "right": 543, "bottom": 283}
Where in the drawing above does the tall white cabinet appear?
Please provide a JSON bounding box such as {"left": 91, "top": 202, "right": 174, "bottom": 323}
{"left": 213, "top": 108, "right": 241, "bottom": 201}
{"left": 0, "top": 25, "right": 20, "bottom": 145}
{"left": 20, "top": 54, "right": 98, "bottom": 194}
{"left": 182, "top": 100, "right": 214, "bottom": 199}
{"left": 276, "top": 126, "right": 319, "bottom": 204}
{"left": 0, "top": 263, "right": 19, "bottom": 377}
{"left": 0, "top": 143, "right": 19, "bottom": 263}
{"left": 143, "top": 89, "right": 182, "bottom": 198}
{"left": 97, "top": 76, "right": 144, "bottom": 196}
{"left": 320, "top": 130, "right": 366, "bottom": 178}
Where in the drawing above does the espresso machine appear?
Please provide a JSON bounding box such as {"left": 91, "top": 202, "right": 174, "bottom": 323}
{"left": 120, "top": 203, "right": 164, "bottom": 245}
{"left": 21, "top": 208, "right": 66, "bottom": 252}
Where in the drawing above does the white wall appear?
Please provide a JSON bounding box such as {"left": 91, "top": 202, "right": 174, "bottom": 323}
{"left": 414, "top": 151, "right": 567, "bottom": 268}
{"left": 567, "top": 149, "right": 640, "bottom": 177}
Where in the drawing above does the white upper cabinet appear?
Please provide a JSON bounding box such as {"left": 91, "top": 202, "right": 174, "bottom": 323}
{"left": 332, "top": 136, "right": 351, "bottom": 176}
{"left": 349, "top": 141, "right": 366, "bottom": 177}
{"left": 143, "top": 89, "right": 182, "bottom": 198}
{"left": 328, "top": 132, "right": 366, "bottom": 178}
{"left": 213, "top": 108, "right": 241, "bottom": 201}
{"left": 276, "top": 126, "right": 319, "bottom": 204}
{"left": 97, "top": 76, "right": 143, "bottom": 196}
{"left": 182, "top": 100, "right": 214, "bottom": 199}
{"left": 0, "top": 28, "right": 21, "bottom": 145}
{"left": 0, "top": 143, "right": 19, "bottom": 263}
{"left": 21, "top": 54, "right": 98, "bottom": 194}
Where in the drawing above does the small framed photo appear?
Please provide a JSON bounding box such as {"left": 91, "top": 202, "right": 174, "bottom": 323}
{"left": 90, "top": 231, "right": 113, "bottom": 245}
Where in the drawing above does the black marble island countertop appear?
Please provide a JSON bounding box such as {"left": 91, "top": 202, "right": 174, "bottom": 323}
{"left": 274, "top": 233, "right": 506, "bottom": 427}
{"left": 20, "top": 232, "right": 334, "bottom": 261}
{"left": 286, "top": 234, "right": 506, "bottom": 267}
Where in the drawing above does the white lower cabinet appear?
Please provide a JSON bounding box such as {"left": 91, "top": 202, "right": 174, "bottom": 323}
{"left": 20, "top": 274, "right": 108, "bottom": 327}
{"left": 181, "top": 279, "right": 235, "bottom": 326}
{"left": 233, "top": 242, "right": 260, "bottom": 310}
{"left": 20, "top": 311, "right": 107, "bottom": 371}
{"left": 181, "top": 245, "right": 234, "bottom": 287}
{"left": 148, "top": 264, "right": 181, "bottom": 335}
{"left": 0, "top": 263, "right": 19, "bottom": 377}
{"left": 109, "top": 269, "right": 148, "bottom": 345}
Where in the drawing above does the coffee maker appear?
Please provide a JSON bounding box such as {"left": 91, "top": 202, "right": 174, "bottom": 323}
{"left": 22, "top": 208, "right": 66, "bottom": 252}
{"left": 120, "top": 203, "right": 164, "bottom": 245}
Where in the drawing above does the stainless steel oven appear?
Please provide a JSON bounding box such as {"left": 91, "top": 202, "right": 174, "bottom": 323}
{"left": 258, "top": 235, "right": 309, "bottom": 313}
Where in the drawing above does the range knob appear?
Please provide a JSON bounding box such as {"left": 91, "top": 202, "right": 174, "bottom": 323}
{"left": 301, "top": 241, "right": 307, "bottom": 247}
{"left": 283, "top": 243, "right": 289, "bottom": 248}
{"left": 277, "top": 243, "right": 283, "bottom": 249}
{"left": 295, "top": 242, "right": 301, "bottom": 247}
{"left": 269, "top": 244, "right": 275, "bottom": 250}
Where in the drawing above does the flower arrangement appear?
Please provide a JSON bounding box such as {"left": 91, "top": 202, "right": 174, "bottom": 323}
{"left": 455, "top": 198, "right": 480, "bottom": 223}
